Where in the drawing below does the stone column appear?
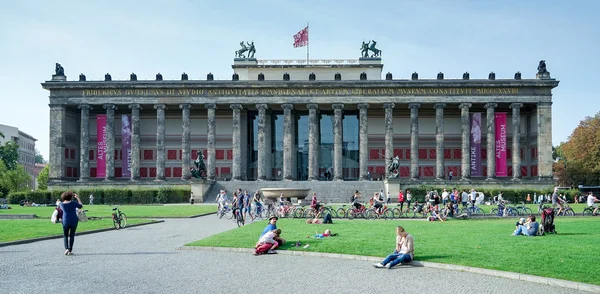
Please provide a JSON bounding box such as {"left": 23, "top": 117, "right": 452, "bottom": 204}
{"left": 230, "top": 104, "right": 242, "bottom": 181}
{"left": 383, "top": 103, "right": 395, "bottom": 179}
{"left": 205, "top": 103, "right": 217, "bottom": 180}
{"left": 537, "top": 102, "right": 553, "bottom": 180}
{"left": 49, "top": 104, "right": 66, "bottom": 180}
{"left": 409, "top": 103, "right": 420, "bottom": 179}
{"left": 129, "top": 104, "right": 141, "bottom": 180}
{"left": 180, "top": 104, "right": 192, "bottom": 180}
{"left": 256, "top": 104, "right": 268, "bottom": 180}
{"left": 104, "top": 104, "right": 116, "bottom": 181}
{"left": 358, "top": 103, "right": 369, "bottom": 180}
{"left": 460, "top": 103, "right": 472, "bottom": 180}
{"left": 332, "top": 103, "right": 344, "bottom": 181}
{"left": 486, "top": 103, "right": 498, "bottom": 179}
{"left": 78, "top": 105, "right": 91, "bottom": 181}
{"left": 434, "top": 103, "right": 446, "bottom": 180}
{"left": 307, "top": 103, "right": 319, "bottom": 181}
{"left": 511, "top": 103, "right": 523, "bottom": 180}
{"left": 282, "top": 104, "right": 294, "bottom": 180}
{"left": 154, "top": 104, "right": 166, "bottom": 181}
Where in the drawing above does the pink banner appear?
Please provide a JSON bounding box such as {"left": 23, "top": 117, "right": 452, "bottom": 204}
{"left": 495, "top": 113, "right": 507, "bottom": 177}
{"left": 96, "top": 114, "right": 107, "bottom": 178}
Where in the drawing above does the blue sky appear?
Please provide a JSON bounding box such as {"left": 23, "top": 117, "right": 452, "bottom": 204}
{"left": 1, "top": 0, "right": 598, "bottom": 160}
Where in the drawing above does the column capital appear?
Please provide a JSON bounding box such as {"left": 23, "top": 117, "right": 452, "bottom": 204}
{"left": 154, "top": 104, "right": 166, "bottom": 110}
{"left": 230, "top": 103, "right": 243, "bottom": 110}
{"left": 458, "top": 103, "right": 472, "bottom": 109}
{"left": 357, "top": 103, "right": 369, "bottom": 110}
{"left": 77, "top": 104, "right": 92, "bottom": 110}
{"left": 383, "top": 103, "right": 395, "bottom": 109}
{"left": 408, "top": 103, "right": 420, "bottom": 109}
{"left": 204, "top": 103, "right": 217, "bottom": 109}
{"left": 510, "top": 103, "right": 523, "bottom": 109}
{"left": 48, "top": 104, "right": 65, "bottom": 108}
{"left": 282, "top": 103, "right": 294, "bottom": 110}
{"left": 485, "top": 102, "right": 498, "bottom": 109}
{"left": 434, "top": 103, "right": 446, "bottom": 109}
{"left": 103, "top": 104, "right": 116, "bottom": 110}
{"left": 128, "top": 103, "right": 142, "bottom": 110}
{"left": 256, "top": 103, "right": 268, "bottom": 110}
{"left": 537, "top": 102, "right": 552, "bottom": 108}
{"left": 306, "top": 103, "right": 319, "bottom": 110}
{"left": 332, "top": 103, "right": 344, "bottom": 110}
{"left": 179, "top": 103, "right": 192, "bottom": 110}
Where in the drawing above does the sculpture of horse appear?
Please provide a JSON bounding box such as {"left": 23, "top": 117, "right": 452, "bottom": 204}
{"left": 235, "top": 41, "right": 248, "bottom": 58}
{"left": 369, "top": 40, "right": 381, "bottom": 58}
{"left": 387, "top": 156, "right": 400, "bottom": 178}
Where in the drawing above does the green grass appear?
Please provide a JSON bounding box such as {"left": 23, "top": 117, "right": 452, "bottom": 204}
{"left": 0, "top": 219, "right": 152, "bottom": 243}
{"left": 0, "top": 204, "right": 217, "bottom": 218}
{"left": 187, "top": 217, "right": 600, "bottom": 285}
{"left": 325, "top": 203, "right": 590, "bottom": 215}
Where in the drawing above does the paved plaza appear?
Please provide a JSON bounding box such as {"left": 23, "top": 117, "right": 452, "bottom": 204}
{"left": 1, "top": 216, "right": 587, "bottom": 294}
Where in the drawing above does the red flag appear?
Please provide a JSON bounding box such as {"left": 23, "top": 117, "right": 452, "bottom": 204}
{"left": 293, "top": 26, "right": 308, "bottom": 48}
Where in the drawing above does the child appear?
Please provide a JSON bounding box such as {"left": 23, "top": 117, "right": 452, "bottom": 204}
{"left": 254, "top": 229, "right": 281, "bottom": 255}
{"left": 314, "top": 229, "right": 334, "bottom": 238}
{"left": 513, "top": 218, "right": 526, "bottom": 235}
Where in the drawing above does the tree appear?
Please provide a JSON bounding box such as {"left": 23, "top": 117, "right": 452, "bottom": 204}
{"left": 35, "top": 149, "right": 46, "bottom": 164}
{"left": 0, "top": 141, "right": 19, "bottom": 170}
{"left": 37, "top": 165, "right": 49, "bottom": 190}
{"left": 0, "top": 163, "right": 31, "bottom": 192}
{"left": 559, "top": 112, "right": 600, "bottom": 185}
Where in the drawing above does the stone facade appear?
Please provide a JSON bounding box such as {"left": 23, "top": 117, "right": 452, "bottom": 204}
{"left": 42, "top": 58, "right": 559, "bottom": 192}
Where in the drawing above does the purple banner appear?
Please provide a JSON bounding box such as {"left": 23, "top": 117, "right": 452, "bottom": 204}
{"left": 495, "top": 113, "right": 508, "bottom": 177}
{"left": 121, "top": 115, "right": 132, "bottom": 178}
{"left": 470, "top": 113, "right": 482, "bottom": 176}
{"left": 96, "top": 115, "right": 106, "bottom": 178}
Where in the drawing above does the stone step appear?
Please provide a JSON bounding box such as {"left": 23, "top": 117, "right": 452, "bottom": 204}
{"left": 204, "top": 180, "right": 386, "bottom": 203}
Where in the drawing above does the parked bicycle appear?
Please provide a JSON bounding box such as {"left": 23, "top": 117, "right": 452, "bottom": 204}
{"left": 489, "top": 201, "right": 518, "bottom": 217}
{"left": 582, "top": 206, "right": 600, "bottom": 216}
{"left": 112, "top": 206, "right": 127, "bottom": 230}
{"left": 460, "top": 204, "right": 484, "bottom": 216}
{"left": 514, "top": 202, "right": 533, "bottom": 215}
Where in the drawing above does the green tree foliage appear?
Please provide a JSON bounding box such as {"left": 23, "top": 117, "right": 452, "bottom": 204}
{"left": 0, "top": 141, "right": 19, "bottom": 170}
{"left": 0, "top": 163, "right": 31, "bottom": 192}
{"left": 35, "top": 149, "right": 46, "bottom": 164}
{"left": 555, "top": 112, "right": 600, "bottom": 186}
{"left": 37, "top": 165, "right": 49, "bottom": 190}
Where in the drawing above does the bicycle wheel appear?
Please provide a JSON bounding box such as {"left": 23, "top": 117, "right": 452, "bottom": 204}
{"left": 583, "top": 208, "right": 592, "bottom": 216}
{"left": 365, "top": 209, "right": 376, "bottom": 220}
{"left": 522, "top": 207, "right": 533, "bottom": 216}
{"left": 113, "top": 215, "right": 120, "bottom": 230}
{"left": 226, "top": 209, "right": 234, "bottom": 219}
{"left": 303, "top": 209, "right": 316, "bottom": 218}
{"left": 293, "top": 208, "right": 304, "bottom": 218}
{"left": 474, "top": 208, "right": 484, "bottom": 216}
{"left": 120, "top": 213, "right": 127, "bottom": 228}
{"left": 489, "top": 208, "right": 499, "bottom": 217}
{"left": 565, "top": 208, "right": 574, "bottom": 216}
{"left": 506, "top": 208, "right": 517, "bottom": 217}
{"left": 383, "top": 210, "right": 394, "bottom": 220}
{"left": 218, "top": 208, "right": 224, "bottom": 219}
{"left": 336, "top": 208, "right": 346, "bottom": 219}
{"left": 327, "top": 207, "right": 338, "bottom": 218}
{"left": 347, "top": 209, "right": 356, "bottom": 219}
{"left": 391, "top": 208, "right": 402, "bottom": 218}
{"left": 236, "top": 213, "right": 244, "bottom": 227}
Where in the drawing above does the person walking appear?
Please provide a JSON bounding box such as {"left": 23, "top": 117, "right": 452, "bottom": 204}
{"left": 59, "top": 191, "right": 83, "bottom": 255}
{"left": 89, "top": 194, "right": 94, "bottom": 205}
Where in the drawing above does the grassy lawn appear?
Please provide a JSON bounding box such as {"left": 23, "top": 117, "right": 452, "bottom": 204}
{"left": 325, "top": 203, "right": 591, "bottom": 215}
{"left": 0, "top": 204, "right": 217, "bottom": 218}
{"left": 187, "top": 217, "right": 600, "bottom": 285}
{"left": 0, "top": 219, "right": 152, "bottom": 243}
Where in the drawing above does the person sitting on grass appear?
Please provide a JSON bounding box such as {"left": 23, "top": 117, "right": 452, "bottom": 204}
{"left": 261, "top": 216, "right": 286, "bottom": 246}
{"left": 513, "top": 215, "right": 539, "bottom": 236}
{"left": 428, "top": 205, "right": 445, "bottom": 222}
{"left": 373, "top": 226, "right": 414, "bottom": 269}
{"left": 254, "top": 229, "right": 282, "bottom": 255}
{"left": 442, "top": 202, "right": 454, "bottom": 219}
{"left": 306, "top": 211, "right": 323, "bottom": 224}
{"left": 513, "top": 217, "right": 526, "bottom": 235}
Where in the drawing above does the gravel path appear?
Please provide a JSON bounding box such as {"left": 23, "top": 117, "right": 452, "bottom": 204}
{"left": 0, "top": 216, "right": 587, "bottom": 294}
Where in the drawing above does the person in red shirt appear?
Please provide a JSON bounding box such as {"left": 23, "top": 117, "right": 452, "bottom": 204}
{"left": 398, "top": 190, "right": 405, "bottom": 212}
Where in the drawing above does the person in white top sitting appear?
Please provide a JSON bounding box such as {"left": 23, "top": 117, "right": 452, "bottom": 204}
{"left": 373, "top": 226, "right": 415, "bottom": 269}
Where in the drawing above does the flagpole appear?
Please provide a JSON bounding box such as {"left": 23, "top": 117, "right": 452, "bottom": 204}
{"left": 306, "top": 22, "right": 309, "bottom": 65}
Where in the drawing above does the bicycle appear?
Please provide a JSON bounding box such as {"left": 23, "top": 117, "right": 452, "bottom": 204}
{"left": 514, "top": 202, "right": 533, "bottom": 216}
{"left": 554, "top": 203, "right": 575, "bottom": 216}
{"left": 365, "top": 204, "right": 394, "bottom": 220}
{"left": 460, "top": 204, "right": 484, "bottom": 216}
{"left": 217, "top": 203, "right": 233, "bottom": 219}
{"left": 489, "top": 202, "right": 518, "bottom": 217}
{"left": 112, "top": 206, "right": 127, "bottom": 230}
{"left": 341, "top": 203, "right": 368, "bottom": 219}
{"left": 233, "top": 207, "right": 244, "bottom": 227}
{"left": 582, "top": 206, "right": 600, "bottom": 216}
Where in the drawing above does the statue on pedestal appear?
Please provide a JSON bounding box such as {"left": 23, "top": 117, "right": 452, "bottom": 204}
{"left": 537, "top": 60, "right": 548, "bottom": 74}
{"left": 55, "top": 63, "right": 65, "bottom": 76}
{"left": 247, "top": 41, "right": 256, "bottom": 58}
{"left": 191, "top": 151, "right": 207, "bottom": 179}
{"left": 360, "top": 40, "right": 382, "bottom": 58}
{"left": 386, "top": 156, "right": 400, "bottom": 179}
{"left": 235, "top": 41, "right": 256, "bottom": 58}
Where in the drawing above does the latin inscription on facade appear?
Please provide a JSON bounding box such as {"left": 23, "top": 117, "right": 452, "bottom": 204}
{"left": 79, "top": 87, "right": 520, "bottom": 98}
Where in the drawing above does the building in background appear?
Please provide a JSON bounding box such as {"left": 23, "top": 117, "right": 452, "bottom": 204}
{"left": 0, "top": 124, "right": 38, "bottom": 189}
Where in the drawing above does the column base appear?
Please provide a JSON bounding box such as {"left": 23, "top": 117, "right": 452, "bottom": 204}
{"left": 257, "top": 176, "right": 267, "bottom": 181}
{"left": 409, "top": 177, "right": 419, "bottom": 181}
{"left": 434, "top": 178, "right": 444, "bottom": 182}
{"left": 130, "top": 178, "right": 140, "bottom": 182}
{"left": 334, "top": 177, "right": 344, "bottom": 181}
{"left": 104, "top": 177, "right": 115, "bottom": 182}
{"left": 460, "top": 177, "right": 470, "bottom": 181}
{"left": 308, "top": 177, "right": 318, "bottom": 181}
{"left": 154, "top": 178, "right": 165, "bottom": 182}
{"left": 486, "top": 177, "right": 497, "bottom": 182}
{"left": 511, "top": 177, "right": 522, "bottom": 182}
{"left": 77, "top": 177, "right": 89, "bottom": 182}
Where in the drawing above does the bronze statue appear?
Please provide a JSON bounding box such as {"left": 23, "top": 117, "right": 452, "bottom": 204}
{"left": 79, "top": 73, "right": 86, "bottom": 81}
{"left": 190, "top": 151, "right": 207, "bottom": 179}
{"left": 247, "top": 41, "right": 256, "bottom": 58}
{"left": 105, "top": 73, "right": 112, "bottom": 81}
{"left": 387, "top": 156, "right": 400, "bottom": 178}
{"left": 368, "top": 40, "right": 381, "bottom": 57}
{"left": 55, "top": 63, "right": 65, "bottom": 76}
{"left": 360, "top": 40, "right": 382, "bottom": 58}
{"left": 235, "top": 41, "right": 248, "bottom": 58}
{"left": 537, "top": 60, "right": 548, "bottom": 74}
{"left": 360, "top": 41, "right": 369, "bottom": 58}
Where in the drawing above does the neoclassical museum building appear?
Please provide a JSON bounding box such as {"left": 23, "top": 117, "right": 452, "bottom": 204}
{"left": 43, "top": 57, "right": 558, "bottom": 198}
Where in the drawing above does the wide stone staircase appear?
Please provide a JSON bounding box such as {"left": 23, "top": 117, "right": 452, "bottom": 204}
{"left": 204, "top": 180, "right": 386, "bottom": 203}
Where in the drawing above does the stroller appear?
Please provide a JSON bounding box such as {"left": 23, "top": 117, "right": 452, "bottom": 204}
{"left": 541, "top": 208, "right": 556, "bottom": 235}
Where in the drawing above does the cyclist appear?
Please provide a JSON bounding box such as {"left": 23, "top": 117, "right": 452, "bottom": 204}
{"left": 278, "top": 193, "right": 285, "bottom": 207}
{"left": 351, "top": 190, "right": 362, "bottom": 210}
{"left": 372, "top": 192, "right": 385, "bottom": 214}
{"left": 551, "top": 188, "right": 565, "bottom": 215}
{"left": 587, "top": 192, "right": 599, "bottom": 215}
{"left": 216, "top": 190, "right": 228, "bottom": 212}
{"left": 310, "top": 192, "right": 321, "bottom": 213}
{"left": 253, "top": 190, "right": 263, "bottom": 217}
{"left": 231, "top": 192, "right": 242, "bottom": 220}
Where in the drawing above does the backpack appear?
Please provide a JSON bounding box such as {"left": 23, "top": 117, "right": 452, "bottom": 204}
{"left": 323, "top": 213, "right": 333, "bottom": 224}
{"left": 350, "top": 195, "right": 355, "bottom": 203}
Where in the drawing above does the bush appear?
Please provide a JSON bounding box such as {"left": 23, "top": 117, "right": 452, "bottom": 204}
{"left": 156, "top": 187, "right": 172, "bottom": 204}
{"left": 131, "top": 189, "right": 155, "bottom": 204}
{"left": 103, "top": 189, "right": 131, "bottom": 205}
{"left": 7, "top": 192, "right": 27, "bottom": 204}
{"left": 27, "top": 191, "right": 52, "bottom": 204}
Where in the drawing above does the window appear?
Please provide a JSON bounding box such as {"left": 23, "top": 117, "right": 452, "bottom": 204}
{"left": 89, "top": 150, "right": 95, "bottom": 160}
{"left": 167, "top": 150, "right": 177, "bottom": 160}
{"left": 143, "top": 150, "right": 154, "bottom": 160}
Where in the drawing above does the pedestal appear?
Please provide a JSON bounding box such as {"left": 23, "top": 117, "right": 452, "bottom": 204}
{"left": 51, "top": 75, "right": 66, "bottom": 81}
{"left": 536, "top": 72, "right": 551, "bottom": 79}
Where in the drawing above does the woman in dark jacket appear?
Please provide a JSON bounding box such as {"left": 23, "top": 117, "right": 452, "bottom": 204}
{"left": 59, "top": 191, "right": 83, "bottom": 255}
